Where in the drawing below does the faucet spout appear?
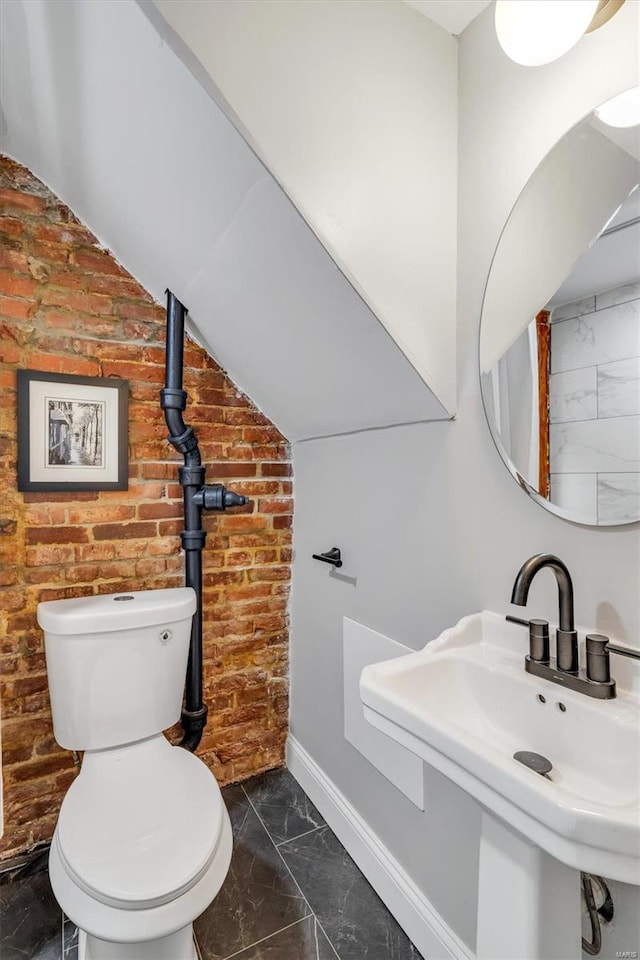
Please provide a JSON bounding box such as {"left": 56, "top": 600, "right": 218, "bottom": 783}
{"left": 511, "top": 553, "right": 574, "bottom": 632}
{"left": 511, "top": 554, "right": 578, "bottom": 672}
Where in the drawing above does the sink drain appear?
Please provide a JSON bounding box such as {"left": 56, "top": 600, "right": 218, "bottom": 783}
{"left": 513, "top": 750, "right": 553, "bottom": 780}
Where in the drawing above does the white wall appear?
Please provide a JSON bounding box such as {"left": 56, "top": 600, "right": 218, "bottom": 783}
{"left": 290, "top": 1, "right": 640, "bottom": 954}
{"left": 0, "top": 0, "right": 449, "bottom": 442}
{"left": 150, "top": 0, "right": 459, "bottom": 414}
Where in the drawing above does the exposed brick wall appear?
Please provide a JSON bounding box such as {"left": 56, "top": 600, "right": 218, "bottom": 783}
{"left": 0, "top": 157, "right": 292, "bottom": 861}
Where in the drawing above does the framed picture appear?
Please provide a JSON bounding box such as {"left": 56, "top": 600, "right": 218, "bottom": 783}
{"left": 17, "top": 371, "right": 129, "bottom": 492}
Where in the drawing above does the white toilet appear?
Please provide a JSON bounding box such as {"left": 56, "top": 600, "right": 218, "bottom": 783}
{"left": 37, "top": 587, "right": 233, "bottom": 960}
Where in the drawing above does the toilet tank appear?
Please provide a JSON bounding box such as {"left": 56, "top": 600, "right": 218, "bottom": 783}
{"left": 37, "top": 588, "right": 196, "bottom": 751}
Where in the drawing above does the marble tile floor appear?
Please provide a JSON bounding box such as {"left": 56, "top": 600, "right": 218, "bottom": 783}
{"left": 0, "top": 768, "right": 423, "bottom": 960}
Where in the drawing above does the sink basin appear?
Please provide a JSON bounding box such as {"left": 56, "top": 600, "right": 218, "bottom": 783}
{"left": 360, "top": 611, "right": 640, "bottom": 885}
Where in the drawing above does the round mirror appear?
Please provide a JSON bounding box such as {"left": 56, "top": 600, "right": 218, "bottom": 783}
{"left": 480, "top": 91, "right": 640, "bottom": 526}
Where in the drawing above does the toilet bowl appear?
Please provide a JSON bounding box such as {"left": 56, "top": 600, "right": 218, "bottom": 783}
{"left": 37, "top": 588, "right": 232, "bottom": 960}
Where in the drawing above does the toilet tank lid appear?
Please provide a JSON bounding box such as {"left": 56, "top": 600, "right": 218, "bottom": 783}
{"left": 37, "top": 588, "right": 196, "bottom": 635}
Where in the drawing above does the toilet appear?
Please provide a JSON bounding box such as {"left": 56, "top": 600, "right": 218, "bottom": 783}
{"left": 37, "top": 587, "right": 232, "bottom": 960}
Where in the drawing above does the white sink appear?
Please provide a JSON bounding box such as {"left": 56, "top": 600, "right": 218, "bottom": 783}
{"left": 360, "top": 611, "right": 640, "bottom": 886}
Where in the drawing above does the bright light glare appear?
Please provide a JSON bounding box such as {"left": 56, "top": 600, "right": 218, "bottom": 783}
{"left": 595, "top": 88, "right": 640, "bottom": 128}
{"left": 495, "top": 0, "right": 599, "bottom": 66}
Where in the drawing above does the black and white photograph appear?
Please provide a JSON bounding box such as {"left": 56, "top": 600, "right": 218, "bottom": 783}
{"left": 17, "top": 371, "right": 128, "bottom": 492}
{"left": 47, "top": 398, "right": 105, "bottom": 467}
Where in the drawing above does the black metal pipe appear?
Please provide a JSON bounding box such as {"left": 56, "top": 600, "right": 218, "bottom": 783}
{"left": 161, "top": 290, "right": 249, "bottom": 752}
{"left": 162, "top": 291, "right": 206, "bottom": 750}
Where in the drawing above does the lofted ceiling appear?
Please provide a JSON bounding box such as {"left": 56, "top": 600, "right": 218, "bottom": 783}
{"left": 0, "top": 0, "right": 451, "bottom": 441}
{"left": 149, "top": 0, "right": 459, "bottom": 416}
{"left": 403, "top": 0, "right": 491, "bottom": 36}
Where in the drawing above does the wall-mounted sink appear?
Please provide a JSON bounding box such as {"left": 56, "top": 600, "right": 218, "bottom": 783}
{"left": 361, "top": 612, "right": 640, "bottom": 886}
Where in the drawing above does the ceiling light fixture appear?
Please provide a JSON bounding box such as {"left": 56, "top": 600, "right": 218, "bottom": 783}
{"left": 495, "top": 0, "right": 626, "bottom": 67}
{"left": 595, "top": 86, "right": 640, "bottom": 128}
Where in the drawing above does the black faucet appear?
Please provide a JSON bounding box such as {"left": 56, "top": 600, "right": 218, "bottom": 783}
{"left": 511, "top": 554, "right": 578, "bottom": 673}
{"left": 507, "top": 553, "right": 627, "bottom": 700}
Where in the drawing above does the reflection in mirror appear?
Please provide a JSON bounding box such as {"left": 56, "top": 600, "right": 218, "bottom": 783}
{"left": 481, "top": 96, "right": 640, "bottom": 526}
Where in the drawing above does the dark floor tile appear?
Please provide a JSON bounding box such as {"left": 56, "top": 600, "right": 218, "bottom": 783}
{"left": 194, "top": 785, "right": 310, "bottom": 960}
{"left": 242, "top": 769, "right": 325, "bottom": 845}
{"left": 230, "top": 916, "right": 338, "bottom": 959}
{"left": 63, "top": 918, "right": 78, "bottom": 959}
{"left": 280, "top": 827, "right": 423, "bottom": 960}
{"left": 0, "top": 868, "right": 62, "bottom": 960}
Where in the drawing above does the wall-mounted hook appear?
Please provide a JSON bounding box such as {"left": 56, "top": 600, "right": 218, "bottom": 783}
{"left": 312, "top": 547, "right": 343, "bottom": 568}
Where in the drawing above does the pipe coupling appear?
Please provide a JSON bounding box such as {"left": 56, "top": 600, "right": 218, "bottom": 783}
{"left": 168, "top": 426, "right": 199, "bottom": 455}
{"left": 160, "top": 387, "right": 187, "bottom": 411}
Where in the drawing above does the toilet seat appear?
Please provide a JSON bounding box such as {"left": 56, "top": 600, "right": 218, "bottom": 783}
{"left": 56, "top": 735, "right": 224, "bottom": 911}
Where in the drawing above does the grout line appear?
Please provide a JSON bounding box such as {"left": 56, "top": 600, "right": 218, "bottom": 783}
{"left": 239, "top": 783, "right": 312, "bottom": 915}
{"left": 220, "top": 916, "right": 313, "bottom": 960}
{"left": 550, "top": 470, "right": 638, "bottom": 475}
{"left": 276, "top": 823, "right": 326, "bottom": 848}
{"left": 550, "top": 412, "right": 639, "bottom": 426}
{"left": 550, "top": 353, "right": 640, "bottom": 377}
{"left": 240, "top": 785, "right": 341, "bottom": 960}
{"left": 315, "top": 916, "right": 341, "bottom": 960}
{"left": 194, "top": 931, "right": 204, "bottom": 960}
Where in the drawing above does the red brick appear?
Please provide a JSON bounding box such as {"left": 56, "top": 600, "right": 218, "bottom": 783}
{"left": 40, "top": 287, "right": 113, "bottom": 316}
{"left": 0, "top": 188, "right": 47, "bottom": 214}
{"left": 86, "top": 274, "right": 152, "bottom": 300}
{"left": 67, "top": 504, "right": 135, "bottom": 524}
{"left": 137, "top": 502, "right": 182, "bottom": 520}
{"left": 28, "top": 353, "right": 100, "bottom": 376}
{"left": 25, "top": 526, "right": 89, "bottom": 545}
{"left": 75, "top": 543, "right": 116, "bottom": 562}
{"left": 30, "top": 241, "right": 69, "bottom": 264}
{"left": 0, "top": 341, "right": 21, "bottom": 363}
{"left": 101, "top": 360, "right": 162, "bottom": 383}
{"left": 114, "top": 301, "right": 163, "bottom": 322}
{"left": 217, "top": 515, "right": 269, "bottom": 533}
{"left": 32, "top": 222, "right": 95, "bottom": 246}
{"left": 0, "top": 216, "right": 24, "bottom": 238}
{"left": 0, "top": 296, "right": 33, "bottom": 321}
{"left": 260, "top": 462, "right": 292, "bottom": 477}
{"left": 0, "top": 273, "right": 37, "bottom": 298}
{"left": 0, "top": 249, "right": 28, "bottom": 272}
{"left": 71, "top": 249, "right": 128, "bottom": 276}
{"left": 93, "top": 521, "right": 158, "bottom": 541}
{"left": 158, "top": 519, "right": 182, "bottom": 537}
{"left": 23, "top": 492, "right": 98, "bottom": 503}
{"left": 273, "top": 516, "right": 292, "bottom": 530}
{"left": 66, "top": 564, "right": 100, "bottom": 583}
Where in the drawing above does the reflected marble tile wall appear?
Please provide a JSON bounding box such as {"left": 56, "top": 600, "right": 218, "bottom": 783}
{"left": 549, "top": 281, "right": 640, "bottom": 523}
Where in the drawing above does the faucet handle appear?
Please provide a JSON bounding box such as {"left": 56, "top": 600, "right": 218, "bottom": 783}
{"left": 585, "top": 634, "right": 611, "bottom": 683}
{"left": 529, "top": 619, "right": 550, "bottom": 663}
{"left": 506, "top": 615, "right": 549, "bottom": 663}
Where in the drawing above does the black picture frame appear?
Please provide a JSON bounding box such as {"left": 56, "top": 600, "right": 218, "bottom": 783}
{"left": 17, "top": 370, "right": 129, "bottom": 492}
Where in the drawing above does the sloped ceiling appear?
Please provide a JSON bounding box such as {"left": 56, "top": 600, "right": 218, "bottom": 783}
{"left": 0, "top": 0, "right": 450, "bottom": 442}
{"left": 148, "top": 0, "right": 459, "bottom": 416}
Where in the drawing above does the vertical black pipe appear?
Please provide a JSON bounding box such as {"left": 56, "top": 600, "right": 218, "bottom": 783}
{"left": 165, "top": 293, "right": 185, "bottom": 392}
{"left": 161, "top": 290, "right": 249, "bottom": 752}
{"left": 161, "top": 291, "right": 207, "bottom": 751}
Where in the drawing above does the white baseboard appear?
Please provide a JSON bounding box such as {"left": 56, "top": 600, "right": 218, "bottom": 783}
{"left": 286, "top": 735, "right": 475, "bottom": 960}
